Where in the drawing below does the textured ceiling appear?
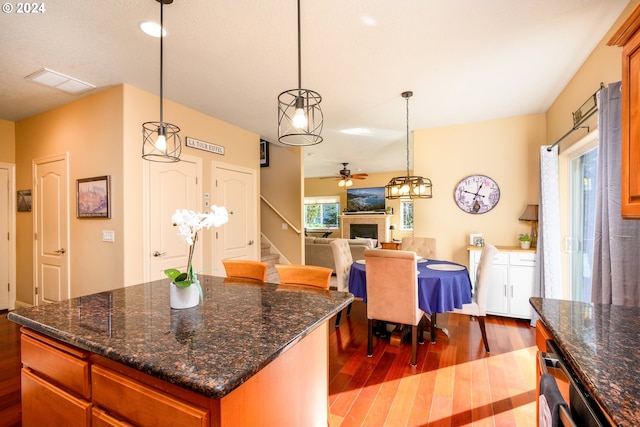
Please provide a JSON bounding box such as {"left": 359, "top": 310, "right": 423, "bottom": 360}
{"left": 0, "top": 0, "right": 630, "bottom": 177}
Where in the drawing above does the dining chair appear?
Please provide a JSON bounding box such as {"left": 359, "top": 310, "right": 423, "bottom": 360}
{"left": 364, "top": 249, "right": 424, "bottom": 366}
{"left": 330, "top": 239, "right": 354, "bottom": 327}
{"left": 401, "top": 237, "right": 437, "bottom": 259}
{"left": 275, "top": 264, "right": 332, "bottom": 290}
{"left": 222, "top": 259, "right": 269, "bottom": 282}
{"left": 453, "top": 243, "right": 498, "bottom": 352}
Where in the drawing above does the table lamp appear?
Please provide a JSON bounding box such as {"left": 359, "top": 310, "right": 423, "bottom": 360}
{"left": 389, "top": 225, "right": 395, "bottom": 241}
{"left": 519, "top": 204, "right": 538, "bottom": 248}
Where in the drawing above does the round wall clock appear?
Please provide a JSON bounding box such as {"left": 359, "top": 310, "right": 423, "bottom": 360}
{"left": 454, "top": 175, "right": 500, "bottom": 214}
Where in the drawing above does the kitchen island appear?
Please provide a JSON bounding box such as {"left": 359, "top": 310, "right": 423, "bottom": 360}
{"left": 8, "top": 275, "right": 353, "bottom": 427}
{"left": 530, "top": 297, "right": 640, "bottom": 427}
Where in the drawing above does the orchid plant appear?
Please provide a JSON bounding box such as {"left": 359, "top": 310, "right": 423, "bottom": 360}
{"left": 164, "top": 207, "right": 230, "bottom": 289}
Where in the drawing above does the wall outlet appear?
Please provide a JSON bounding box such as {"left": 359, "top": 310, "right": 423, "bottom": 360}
{"left": 102, "top": 230, "right": 115, "bottom": 242}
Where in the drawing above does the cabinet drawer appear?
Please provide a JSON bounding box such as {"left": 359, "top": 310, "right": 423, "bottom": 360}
{"left": 92, "top": 407, "right": 135, "bottom": 427}
{"left": 92, "top": 364, "right": 209, "bottom": 427}
{"left": 22, "top": 367, "right": 91, "bottom": 427}
{"left": 471, "top": 250, "right": 508, "bottom": 265}
{"left": 535, "top": 320, "right": 553, "bottom": 352}
{"left": 21, "top": 333, "right": 91, "bottom": 399}
{"left": 509, "top": 252, "right": 535, "bottom": 266}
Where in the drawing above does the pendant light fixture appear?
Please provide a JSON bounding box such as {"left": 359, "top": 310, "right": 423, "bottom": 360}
{"left": 277, "top": 0, "right": 323, "bottom": 146}
{"left": 385, "top": 91, "right": 432, "bottom": 199}
{"left": 142, "top": 0, "right": 181, "bottom": 162}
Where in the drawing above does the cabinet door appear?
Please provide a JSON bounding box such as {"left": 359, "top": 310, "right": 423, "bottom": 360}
{"left": 509, "top": 265, "right": 534, "bottom": 319}
{"left": 485, "top": 264, "right": 509, "bottom": 316}
{"left": 22, "top": 367, "right": 91, "bottom": 427}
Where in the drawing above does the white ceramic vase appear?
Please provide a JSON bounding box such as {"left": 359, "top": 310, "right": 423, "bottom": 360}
{"left": 520, "top": 241, "right": 531, "bottom": 250}
{"left": 169, "top": 282, "right": 199, "bottom": 309}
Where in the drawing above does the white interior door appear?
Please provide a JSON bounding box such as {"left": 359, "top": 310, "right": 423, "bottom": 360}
{"left": 0, "top": 167, "right": 9, "bottom": 309}
{"left": 148, "top": 157, "right": 200, "bottom": 281}
{"left": 34, "top": 155, "right": 69, "bottom": 305}
{"left": 213, "top": 163, "right": 257, "bottom": 273}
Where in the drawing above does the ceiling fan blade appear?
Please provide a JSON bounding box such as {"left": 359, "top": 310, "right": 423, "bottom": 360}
{"left": 351, "top": 174, "right": 368, "bottom": 179}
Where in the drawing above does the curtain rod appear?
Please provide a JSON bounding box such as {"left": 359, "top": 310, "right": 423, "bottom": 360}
{"left": 547, "top": 83, "right": 605, "bottom": 152}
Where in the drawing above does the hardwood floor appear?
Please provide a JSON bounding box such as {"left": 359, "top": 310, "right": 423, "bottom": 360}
{"left": 0, "top": 303, "right": 536, "bottom": 427}
{"left": 328, "top": 301, "right": 537, "bottom": 427}
{"left": 0, "top": 311, "right": 21, "bottom": 427}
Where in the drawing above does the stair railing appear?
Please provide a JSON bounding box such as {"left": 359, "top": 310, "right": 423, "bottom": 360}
{"left": 260, "top": 195, "right": 302, "bottom": 235}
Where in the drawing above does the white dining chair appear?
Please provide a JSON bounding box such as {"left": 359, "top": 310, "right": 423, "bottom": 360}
{"left": 453, "top": 243, "right": 498, "bottom": 352}
{"left": 401, "top": 237, "right": 437, "bottom": 259}
{"left": 330, "top": 239, "right": 354, "bottom": 327}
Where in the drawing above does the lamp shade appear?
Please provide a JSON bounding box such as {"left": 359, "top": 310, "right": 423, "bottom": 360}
{"left": 518, "top": 204, "right": 538, "bottom": 222}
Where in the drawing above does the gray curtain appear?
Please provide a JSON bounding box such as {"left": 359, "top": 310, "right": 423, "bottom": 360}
{"left": 592, "top": 81, "right": 640, "bottom": 306}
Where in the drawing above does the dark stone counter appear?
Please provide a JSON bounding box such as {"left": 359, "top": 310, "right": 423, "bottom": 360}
{"left": 530, "top": 297, "right": 640, "bottom": 427}
{"left": 8, "top": 276, "right": 353, "bottom": 399}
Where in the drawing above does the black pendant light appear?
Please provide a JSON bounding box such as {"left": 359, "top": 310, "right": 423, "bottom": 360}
{"left": 142, "top": 0, "right": 182, "bottom": 162}
{"left": 277, "top": 0, "right": 323, "bottom": 146}
{"left": 385, "top": 91, "right": 432, "bottom": 200}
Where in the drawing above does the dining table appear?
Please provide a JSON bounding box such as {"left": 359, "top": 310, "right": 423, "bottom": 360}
{"left": 348, "top": 257, "right": 473, "bottom": 343}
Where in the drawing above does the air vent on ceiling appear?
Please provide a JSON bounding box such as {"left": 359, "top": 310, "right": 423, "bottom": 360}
{"left": 25, "top": 68, "right": 96, "bottom": 94}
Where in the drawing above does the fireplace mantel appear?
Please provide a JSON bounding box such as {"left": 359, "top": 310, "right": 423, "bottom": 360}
{"left": 341, "top": 214, "right": 392, "bottom": 242}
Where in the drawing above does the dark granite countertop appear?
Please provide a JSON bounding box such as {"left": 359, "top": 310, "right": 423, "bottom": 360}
{"left": 530, "top": 297, "right": 640, "bottom": 427}
{"left": 8, "top": 275, "right": 353, "bottom": 399}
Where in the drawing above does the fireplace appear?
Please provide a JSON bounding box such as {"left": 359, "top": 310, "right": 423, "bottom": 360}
{"left": 341, "top": 214, "right": 391, "bottom": 242}
{"left": 350, "top": 224, "right": 378, "bottom": 239}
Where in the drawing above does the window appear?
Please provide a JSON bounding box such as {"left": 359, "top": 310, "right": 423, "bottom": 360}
{"left": 400, "top": 201, "right": 413, "bottom": 230}
{"left": 304, "top": 196, "right": 340, "bottom": 229}
{"left": 569, "top": 144, "right": 598, "bottom": 303}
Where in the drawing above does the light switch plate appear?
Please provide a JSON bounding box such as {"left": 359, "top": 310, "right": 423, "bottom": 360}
{"left": 102, "top": 230, "right": 115, "bottom": 242}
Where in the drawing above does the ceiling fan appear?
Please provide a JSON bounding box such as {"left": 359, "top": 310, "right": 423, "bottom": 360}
{"left": 322, "top": 162, "right": 368, "bottom": 187}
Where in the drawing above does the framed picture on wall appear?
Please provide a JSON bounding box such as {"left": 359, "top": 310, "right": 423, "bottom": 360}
{"left": 77, "top": 175, "right": 111, "bottom": 218}
{"left": 260, "top": 139, "right": 269, "bottom": 167}
{"left": 17, "top": 190, "right": 32, "bottom": 212}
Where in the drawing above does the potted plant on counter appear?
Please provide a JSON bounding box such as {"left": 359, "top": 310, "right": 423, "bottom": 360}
{"left": 518, "top": 233, "right": 531, "bottom": 249}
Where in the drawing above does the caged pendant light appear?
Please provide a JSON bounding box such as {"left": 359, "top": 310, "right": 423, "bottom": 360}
{"left": 385, "top": 91, "right": 432, "bottom": 200}
{"left": 142, "top": 0, "right": 182, "bottom": 163}
{"left": 277, "top": 0, "right": 323, "bottom": 146}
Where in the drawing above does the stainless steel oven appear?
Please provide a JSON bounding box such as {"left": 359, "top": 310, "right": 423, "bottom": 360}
{"left": 538, "top": 340, "right": 611, "bottom": 426}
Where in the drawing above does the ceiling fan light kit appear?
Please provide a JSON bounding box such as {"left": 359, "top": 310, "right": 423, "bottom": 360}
{"left": 385, "top": 91, "right": 432, "bottom": 200}
{"left": 142, "top": 0, "right": 182, "bottom": 163}
{"left": 277, "top": 0, "right": 323, "bottom": 146}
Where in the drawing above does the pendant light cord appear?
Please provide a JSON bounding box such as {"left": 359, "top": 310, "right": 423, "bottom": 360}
{"left": 159, "top": 0, "right": 164, "bottom": 126}
{"left": 297, "top": 0, "right": 302, "bottom": 90}
{"left": 405, "top": 93, "right": 410, "bottom": 176}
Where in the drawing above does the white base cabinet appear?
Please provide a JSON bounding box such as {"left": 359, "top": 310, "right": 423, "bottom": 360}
{"left": 468, "top": 246, "right": 535, "bottom": 319}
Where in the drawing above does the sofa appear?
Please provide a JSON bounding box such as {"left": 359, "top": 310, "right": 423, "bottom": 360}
{"left": 305, "top": 237, "right": 377, "bottom": 272}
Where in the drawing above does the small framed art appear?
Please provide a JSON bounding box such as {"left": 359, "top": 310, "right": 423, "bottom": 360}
{"left": 17, "top": 190, "right": 32, "bottom": 212}
{"left": 260, "top": 139, "right": 269, "bottom": 167}
{"left": 77, "top": 175, "right": 111, "bottom": 218}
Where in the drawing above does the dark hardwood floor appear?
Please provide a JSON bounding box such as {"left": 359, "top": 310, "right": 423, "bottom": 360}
{"left": 0, "top": 303, "right": 536, "bottom": 427}
{"left": 0, "top": 310, "right": 21, "bottom": 427}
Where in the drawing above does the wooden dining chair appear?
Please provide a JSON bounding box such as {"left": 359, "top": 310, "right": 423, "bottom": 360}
{"left": 452, "top": 243, "right": 498, "bottom": 352}
{"left": 222, "top": 259, "right": 269, "bottom": 282}
{"left": 275, "top": 264, "right": 332, "bottom": 290}
{"left": 330, "top": 239, "right": 354, "bottom": 327}
{"left": 363, "top": 249, "right": 424, "bottom": 366}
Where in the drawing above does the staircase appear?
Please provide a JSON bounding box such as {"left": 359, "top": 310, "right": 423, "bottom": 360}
{"left": 261, "top": 239, "right": 281, "bottom": 283}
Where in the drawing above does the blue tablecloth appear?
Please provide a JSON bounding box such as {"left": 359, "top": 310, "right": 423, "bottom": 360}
{"left": 348, "top": 259, "right": 473, "bottom": 315}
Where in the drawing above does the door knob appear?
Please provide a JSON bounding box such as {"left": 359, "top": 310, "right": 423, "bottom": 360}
{"left": 248, "top": 240, "right": 254, "bottom": 245}
{"left": 152, "top": 251, "right": 166, "bottom": 257}
{"left": 54, "top": 248, "right": 65, "bottom": 254}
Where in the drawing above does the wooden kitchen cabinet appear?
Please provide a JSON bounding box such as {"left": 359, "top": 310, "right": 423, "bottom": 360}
{"left": 468, "top": 246, "right": 535, "bottom": 319}
{"left": 609, "top": 4, "right": 640, "bottom": 218}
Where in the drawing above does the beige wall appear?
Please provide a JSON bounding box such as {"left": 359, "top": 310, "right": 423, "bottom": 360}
{"left": 261, "top": 143, "right": 304, "bottom": 264}
{"left": 414, "top": 114, "right": 545, "bottom": 266}
{"left": 14, "top": 84, "right": 259, "bottom": 306}
{"left": 0, "top": 119, "right": 16, "bottom": 162}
